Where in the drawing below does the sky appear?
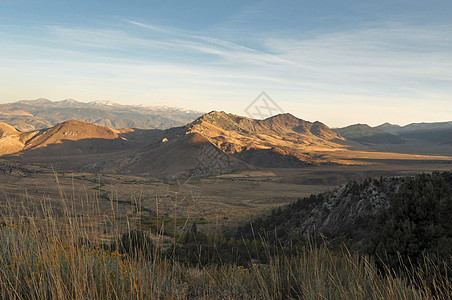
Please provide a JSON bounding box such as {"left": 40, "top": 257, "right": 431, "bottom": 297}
{"left": 1, "top": 0, "right": 451, "bottom": 127}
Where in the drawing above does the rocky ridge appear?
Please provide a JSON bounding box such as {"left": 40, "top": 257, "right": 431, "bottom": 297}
{"left": 237, "top": 176, "right": 407, "bottom": 245}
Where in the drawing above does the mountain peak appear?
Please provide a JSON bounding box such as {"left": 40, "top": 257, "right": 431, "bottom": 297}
{"left": 89, "top": 100, "right": 122, "bottom": 107}
{"left": 191, "top": 111, "right": 240, "bottom": 125}
{"left": 17, "top": 98, "right": 52, "bottom": 105}
{"left": 267, "top": 113, "right": 298, "bottom": 120}
{"left": 34, "top": 98, "right": 52, "bottom": 103}
{"left": 342, "top": 123, "right": 373, "bottom": 130}
{"left": 57, "top": 119, "right": 94, "bottom": 127}
{"left": 204, "top": 110, "right": 229, "bottom": 117}
{"left": 264, "top": 113, "right": 302, "bottom": 125}
{"left": 375, "top": 122, "right": 403, "bottom": 133}
{"left": 58, "top": 99, "right": 80, "bottom": 106}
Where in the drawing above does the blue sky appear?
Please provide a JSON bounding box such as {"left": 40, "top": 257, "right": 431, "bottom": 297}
{"left": 1, "top": 0, "right": 451, "bottom": 126}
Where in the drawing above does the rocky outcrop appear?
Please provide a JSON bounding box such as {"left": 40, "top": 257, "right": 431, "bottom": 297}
{"left": 238, "top": 176, "right": 408, "bottom": 245}
{"left": 296, "top": 177, "right": 406, "bottom": 243}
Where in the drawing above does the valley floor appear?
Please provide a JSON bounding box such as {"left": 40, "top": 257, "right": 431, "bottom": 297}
{"left": 1, "top": 159, "right": 451, "bottom": 238}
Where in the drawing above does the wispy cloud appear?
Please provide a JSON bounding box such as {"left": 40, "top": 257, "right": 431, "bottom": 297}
{"left": 1, "top": 18, "right": 452, "bottom": 126}
{"left": 124, "top": 20, "right": 291, "bottom": 66}
{"left": 261, "top": 23, "right": 452, "bottom": 96}
{"left": 125, "top": 20, "right": 169, "bottom": 33}
{"left": 48, "top": 26, "right": 172, "bottom": 50}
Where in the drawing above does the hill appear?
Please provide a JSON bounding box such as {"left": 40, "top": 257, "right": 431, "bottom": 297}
{"left": 2, "top": 111, "right": 452, "bottom": 177}
{"left": 0, "top": 112, "right": 347, "bottom": 176}
{"left": 0, "top": 122, "right": 20, "bottom": 137}
{"left": 236, "top": 175, "right": 406, "bottom": 245}
{"left": 334, "top": 124, "right": 405, "bottom": 144}
{"left": 82, "top": 111, "right": 344, "bottom": 175}
{"left": 186, "top": 111, "right": 344, "bottom": 167}
{"left": 0, "top": 98, "right": 203, "bottom": 131}
{"left": 188, "top": 111, "right": 344, "bottom": 149}
{"left": 0, "top": 120, "right": 133, "bottom": 158}
{"left": 236, "top": 171, "right": 452, "bottom": 269}
{"left": 0, "top": 122, "right": 24, "bottom": 155}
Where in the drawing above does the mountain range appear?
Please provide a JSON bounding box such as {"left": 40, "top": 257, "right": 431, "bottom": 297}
{"left": 0, "top": 98, "right": 202, "bottom": 131}
{"left": 1, "top": 98, "right": 450, "bottom": 145}
{"left": 336, "top": 121, "right": 452, "bottom": 145}
{"left": 376, "top": 121, "right": 452, "bottom": 133}
{"left": 0, "top": 111, "right": 344, "bottom": 176}
{"left": 1, "top": 105, "right": 451, "bottom": 177}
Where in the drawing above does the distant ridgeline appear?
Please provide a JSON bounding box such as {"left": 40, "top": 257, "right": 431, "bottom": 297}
{"left": 234, "top": 171, "right": 452, "bottom": 270}
{"left": 0, "top": 98, "right": 203, "bottom": 131}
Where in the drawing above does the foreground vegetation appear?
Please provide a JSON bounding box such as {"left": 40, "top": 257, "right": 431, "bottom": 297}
{"left": 0, "top": 172, "right": 451, "bottom": 299}
{"left": 1, "top": 222, "right": 451, "bottom": 299}
{"left": 237, "top": 172, "right": 452, "bottom": 272}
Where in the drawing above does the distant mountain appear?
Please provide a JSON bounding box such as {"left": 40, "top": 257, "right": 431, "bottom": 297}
{"left": 334, "top": 124, "right": 405, "bottom": 144}
{"left": 335, "top": 120, "right": 452, "bottom": 146}
{"left": 0, "top": 98, "right": 203, "bottom": 131}
{"left": 375, "top": 122, "right": 403, "bottom": 133}
{"left": 375, "top": 121, "right": 452, "bottom": 145}
{"left": 376, "top": 121, "right": 452, "bottom": 133}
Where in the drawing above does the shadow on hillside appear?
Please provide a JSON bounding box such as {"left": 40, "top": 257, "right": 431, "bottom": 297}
{"left": 2, "top": 128, "right": 167, "bottom": 170}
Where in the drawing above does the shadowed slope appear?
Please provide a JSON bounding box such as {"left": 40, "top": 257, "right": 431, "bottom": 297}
{"left": 23, "top": 120, "right": 120, "bottom": 151}
{"left": 115, "top": 132, "right": 248, "bottom": 176}
{"left": 0, "top": 120, "right": 135, "bottom": 158}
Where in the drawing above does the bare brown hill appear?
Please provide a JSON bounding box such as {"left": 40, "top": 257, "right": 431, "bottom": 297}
{"left": 185, "top": 111, "right": 345, "bottom": 167}
{"left": 0, "top": 120, "right": 146, "bottom": 163}
{"left": 23, "top": 120, "right": 120, "bottom": 151}
{"left": 187, "top": 112, "right": 343, "bottom": 151}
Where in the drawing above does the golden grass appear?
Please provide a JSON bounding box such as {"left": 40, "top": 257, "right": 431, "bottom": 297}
{"left": 0, "top": 178, "right": 450, "bottom": 299}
